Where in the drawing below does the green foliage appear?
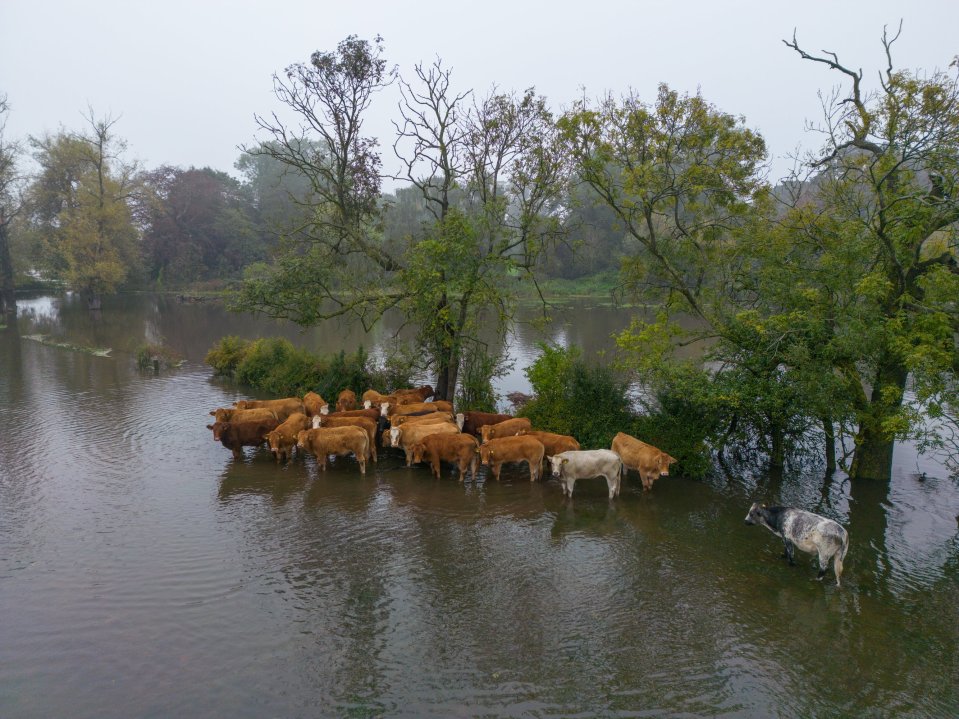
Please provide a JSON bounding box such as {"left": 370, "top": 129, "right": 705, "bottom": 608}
{"left": 205, "top": 336, "right": 251, "bottom": 377}
{"left": 204, "top": 336, "right": 410, "bottom": 400}
{"left": 518, "top": 343, "right": 637, "bottom": 450}
{"left": 455, "top": 346, "right": 511, "bottom": 413}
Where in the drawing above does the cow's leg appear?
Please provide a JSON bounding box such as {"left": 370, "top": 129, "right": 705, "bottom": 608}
{"left": 469, "top": 455, "right": 479, "bottom": 482}
{"left": 782, "top": 540, "right": 796, "bottom": 565}
{"left": 232, "top": 447, "right": 244, "bottom": 460}
{"left": 832, "top": 551, "right": 844, "bottom": 587}
{"left": 814, "top": 547, "right": 831, "bottom": 582}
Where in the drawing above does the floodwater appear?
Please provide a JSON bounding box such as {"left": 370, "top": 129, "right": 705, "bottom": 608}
{"left": 1, "top": 293, "right": 957, "bottom": 718}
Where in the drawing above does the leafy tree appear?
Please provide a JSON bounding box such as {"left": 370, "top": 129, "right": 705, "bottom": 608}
{"left": 233, "top": 38, "right": 567, "bottom": 401}
{"left": 139, "top": 166, "right": 261, "bottom": 285}
{"left": 773, "top": 28, "right": 959, "bottom": 479}
{"left": 26, "top": 112, "right": 140, "bottom": 308}
{"left": 0, "top": 94, "right": 24, "bottom": 318}
{"left": 559, "top": 85, "right": 825, "bottom": 469}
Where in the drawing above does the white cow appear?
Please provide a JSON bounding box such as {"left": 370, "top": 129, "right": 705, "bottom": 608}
{"left": 548, "top": 449, "right": 624, "bottom": 499}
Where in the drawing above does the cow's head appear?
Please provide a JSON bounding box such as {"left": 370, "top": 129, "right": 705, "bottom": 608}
{"left": 211, "top": 408, "right": 233, "bottom": 422}
{"left": 420, "top": 385, "right": 435, "bottom": 401}
{"left": 389, "top": 426, "right": 401, "bottom": 447}
{"left": 410, "top": 442, "right": 426, "bottom": 465}
{"left": 380, "top": 402, "right": 390, "bottom": 416}
{"left": 549, "top": 455, "right": 569, "bottom": 478}
{"left": 659, "top": 453, "right": 678, "bottom": 476}
{"left": 363, "top": 400, "right": 372, "bottom": 409}
{"left": 312, "top": 415, "right": 323, "bottom": 429}
{"left": 209, "top": 422, "right": 227, "bottom": 441}
{"left": 265, "top": 430, "right": 283, "bottom": 453}
{"left": 296, "top": 429, "right": 310, "bottom": 448}
{"left": 744, "top": 502, "right": 766, "bottom": 526}
{"left": 319, "top": 405, "right": 329, "bottom": 415}
{"left": 478, "top": 444, "right": 493, "bottom": 465}
{"left": 234, "top": 400, "right": 253, "bottom": 410}
{"left": 480, "top": 424, "right": 495, "bottom": 444}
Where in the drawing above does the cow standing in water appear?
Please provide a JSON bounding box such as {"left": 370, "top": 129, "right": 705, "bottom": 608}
{"left": 744, "top": 502, "right": 849, "bottom": 586}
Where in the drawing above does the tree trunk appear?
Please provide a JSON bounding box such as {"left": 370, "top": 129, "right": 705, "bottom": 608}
{"left": 849, "top": 358, "right": 908, "bottom": 481}
{"left": 822, "top": 416, "right": 836, "bottom": 475}
{"left": 769, "top": 424, "right": 785, "bottom": 472}
{"left": 0, "top": 218, "right": 16, "bottom": 319}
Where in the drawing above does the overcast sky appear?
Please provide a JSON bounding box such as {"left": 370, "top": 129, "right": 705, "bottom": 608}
{"left": 2, "top": 0, "right": 957, "bottom": 185}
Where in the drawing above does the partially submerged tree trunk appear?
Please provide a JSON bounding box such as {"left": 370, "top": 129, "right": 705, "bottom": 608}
{"left": 0, "top": 216, "right": 15, "bottom": 318}
{"left": 848, "top": 359, "right": 908, "bottom": 481}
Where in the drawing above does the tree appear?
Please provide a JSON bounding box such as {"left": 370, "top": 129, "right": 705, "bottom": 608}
{"left": 140, "top": 166, "right": 261, "bottom": 285}
{"left": 233, "top": 38, "right": 567, "bottom": 401}
{"left": 559, "top": 86, "right": 826, "bottom": 470}
{"left": 27, "top": 112, "right": 140, "bottom": 308}
{"left": 0, "top": 94, "right": 23, "bottom": 318}
{"left": 777, "top": 28, "right": 959, "bottom": 480}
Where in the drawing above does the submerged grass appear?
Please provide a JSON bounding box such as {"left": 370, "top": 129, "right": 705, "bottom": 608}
{"left": 23, "top": 334, "right": 112, "bottom": 357}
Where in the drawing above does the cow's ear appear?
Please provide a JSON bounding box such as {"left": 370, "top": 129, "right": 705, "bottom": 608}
{"left": 209, "top": 410, "right": 216, "bottom": 416}
{"left": 562, "top": 458, "right": 569, "bottom": 465}
{"left": 206, "top": 424, "right": 214, "bottom": 430}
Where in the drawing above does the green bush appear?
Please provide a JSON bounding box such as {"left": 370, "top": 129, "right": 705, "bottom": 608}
{"left": 205, "top": 336, "right": 250, "bottom": 377}
{"left": 518, "top": 343, "right": 635, "bottom": 449}
{"left": 204, "top": 337, "right": 410, "bottom": 400}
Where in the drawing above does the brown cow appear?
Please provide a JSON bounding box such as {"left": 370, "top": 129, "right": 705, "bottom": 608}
{"left": 478, "top": 435, "right": 545, "bottom": 482}
{"left": 312, "top": 414, "right": 379, "bottom": 462}
{"left": 391, "top": 385, "right": 434, "bottom": 403}
{"left": 386, "top": 400, "right": 454, "bottom": 417}
{"left": 518, "top": 430, "right": 581, "bottom": 459}
{"left": 389, "top": 411, "right": 455, "bottom": 428}
{"left": 336, "top": 389, "right": 357, "bottom": 412}
{"left": 232, "top": 397, "right": 305, "bottom": 421}
{"left": 207, "top": 417, "right": 280, "bottom": 459}
{"left": 317, "top": 408, "right": 381, "bottom": 423}
{"left": 210, "top": 406, "right": 277, "bottom": 424}
{"left": 610, "top": 432, "right": 677, "bottom": 491}
{"left": 264, "top": 412, "right": 312, "bottom": 462}
{"left": 411, "top": 433, "right": 480, "bottom": 482}
{"left": 296, "top": 426, "right": 370, "bottom": 474}
{"left": 389, "top": 420, "right": 460, "bottom": 466}
{"left": 480, "top": 417, "right": 532, "bottom": 444}
{"left": 303, "top": 391, "right": 328, "bottom": 417}
{"left": 456, "top": 411, "right": 513, "bottom": 436}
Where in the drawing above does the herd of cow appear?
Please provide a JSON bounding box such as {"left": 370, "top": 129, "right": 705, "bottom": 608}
{"left": 206, "top": 384, "right": 850, "bottom": 585}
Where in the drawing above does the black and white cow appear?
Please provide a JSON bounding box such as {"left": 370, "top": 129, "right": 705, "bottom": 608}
{"left": 549, "top": 449, "right": 623, "bottom": 499}
{"left": 744, "top": 502, "right": 849, "bottom": 586}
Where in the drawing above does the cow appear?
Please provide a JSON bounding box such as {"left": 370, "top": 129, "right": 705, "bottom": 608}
{"left": 312, "top": 414, "right": 379, "bottom": 461}
{"left": 480, "top": 417, "right": 532, "bottom": 444}
{"left": 611, "top": 432, "right": 677, "bottom": 491}
{"left": 517, "top": 430, "right": 581, "bottom": 460}
{"left": 548, "top": 450, "right": 624, "bottom": 500}
{"left": 478, "top": 435, "right": 545, "bottom": 482}
{"left": 264, "top": 412, "right": 312, "bottom": 463}
{"left": 385, "top": 400, "right": 454, "bottom": 417}
{"left": 454, "top": 411, "right": 513, "bottom": 436}
{"left": 303, "top": 391, "right": 328, "bottom": 417}
{"left": 744, "top": 503, "right": 849, "bottom": 586}
{"left": 209, "top": 406, "right": 277, "bottom": 424}
{"left": 389, "top": 411, "right": 455, "bottom": 428}
{"left": 316, "top": 408, "right": 381, "bottom": 422}
{"left": 207, "top": 417, "right": 280, "bottom": 459}
{"left": 389, "top": 420, "right": 460, "bottom": 467}
{"left": 296, "top": 426, "right": 370, "bottom": 474}
{"left": 391, "top": 385, "right": 435, "bottom": 403}
{"left": 336, "top": 389, "right": 357, "bottom": 412}
{"left": 411, "top": 433, "right": 481, "bottom": 482}
{"left": 232, "top": 397, "right": 305, "bottom": 421}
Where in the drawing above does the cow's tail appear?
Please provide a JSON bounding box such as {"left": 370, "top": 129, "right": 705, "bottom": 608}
{"left": 834, "top": 527, "right": 850, "bottom": 587}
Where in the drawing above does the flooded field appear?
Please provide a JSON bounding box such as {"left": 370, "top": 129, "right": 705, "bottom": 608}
{"left": 1, "top": 293, "right": 957, "bottom": 717}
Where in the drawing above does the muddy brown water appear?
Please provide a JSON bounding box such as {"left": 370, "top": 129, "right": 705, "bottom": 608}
{"left": 1, "top": 293, "right": 957, "bottom": 718}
